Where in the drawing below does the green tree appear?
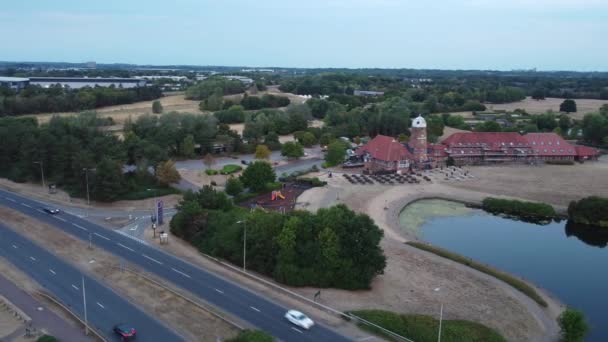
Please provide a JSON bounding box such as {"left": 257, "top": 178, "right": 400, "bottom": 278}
{"left": 559, "top": 115, "right": 571, "bottom": 133}
{"left": 241, "top": 161, "right": 276, "bottom": 192}
{"left": 255, "top": 144, "right": 272, "bottom": 160}
{"left": 558, "top": 308, "right": 588, "bottom": 342}
{"left": 226, "top": 329, "right": 274, "bottom": 342}
{"left": 560, "top": 99, "right": 577, "bottom": 113}
{"left": 475, "top": 121, "right": 502, "bottom": 132}
{"left": 181, "top": 134, "right": 195, "bottom": 158}
{"left": 225, "top": 177, "right": 244, "bottom": 196}
{"left": 156, "top": 159, "right": 181, "bottom": 186}
{"left": 398, "top": 133, "right": 410, "bottom": 142}
{"left": 92, "top": 158, "right": 124, "bottom": 202}
{"left": 325, "top": 140, "right": 348, "bottom": 166}
{"left": 319, "top": 133, "right": 334, "bottom": 146}
{"left": 298, "top": 132, "right": 317, "bottom": 147}
{"left": 531, "top": 88, "right": 546, "bottom": 100}
{"left": 281, "top": 141, "right": 304, "bottom": 159}
{"left": 582, "top": 113, "right": 608, "bottom": 144}
{"left": 152, "top": 100, "right": 163, "bottom": 114}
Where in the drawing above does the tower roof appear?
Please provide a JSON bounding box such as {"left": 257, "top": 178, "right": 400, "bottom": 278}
{"left": 412, "top": 114, "right": 426, "bottom": 128}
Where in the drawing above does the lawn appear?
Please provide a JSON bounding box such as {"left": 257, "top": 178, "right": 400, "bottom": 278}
{"left": 350, "top": 310, "right": 505, "bottom": 342}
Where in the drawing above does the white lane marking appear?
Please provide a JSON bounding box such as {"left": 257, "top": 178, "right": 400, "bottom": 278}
{"left": 171, "top": 268, "right": 191, "bottom": 278}
{"left": 72, "top": 223, "right": 87, "bottom": 231}
{"left": 29, "top": 256, "right": 37, "bottom": 261}
{"left": 54, "top": 216, "right": 66, "bottom": 222}
{"left": 117, "top": 243, "right": 135, "bottom": 252}
{"left": 96, "top": 302, "right": 105, "bottom": 309}
{"left": 291, "top": 327, "right": 303, "bottom": 334}
{"left": 36, "top": 209, "right": 45, "bottom": 214}
{"left": 142, "top": 254, "right": 162, "bottom": 265}
{"left": 250, "top": 306, "right": 260, "bottom": 312}
{"left": 215, "top": 289, "right": 224, "bottom": 294}
{"left": 129, "top": 225, "right": 138, "bottom": 231}
{"left": 93, "top": 233, "right": 110, "bottom": 241}
{"left": 49, "top": 269, "right": 56, "bottom": 275}
{"left": 20, "top": 203, "right": 32, "bottom": 208}
{"left": 12, "top": 244, "right": 18, "bottom": 249}
{"left": 71, "top": 284, "right": 79, "bottom": 290}
{"left": 6, "top": 197, "right": 16, "bottom": 202}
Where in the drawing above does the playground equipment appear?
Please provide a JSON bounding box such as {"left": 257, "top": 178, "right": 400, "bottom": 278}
{"left": 271, "top": 191, "right": 285, "bottom": 201}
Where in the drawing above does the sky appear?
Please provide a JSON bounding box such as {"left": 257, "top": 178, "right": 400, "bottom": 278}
{"left": 1, "top": 0, "right": 607, "bottom": 71}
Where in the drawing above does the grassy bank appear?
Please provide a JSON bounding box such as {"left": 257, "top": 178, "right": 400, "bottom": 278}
{"left": 350, "top": 309, "right": 505, "bottom": 342}
{"left": 406, "top": 241, "right": 548, "bottom": 307}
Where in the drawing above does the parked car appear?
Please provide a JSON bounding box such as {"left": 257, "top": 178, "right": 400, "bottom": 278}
{"left": 113, "top": 323, "right": 137, "bottom": 340}
{"left": 43, "top": 207, "right": 60, "bottom": 215}
{"left": 285, "top": 310, "right": 314, "bottom": 330}
{"left": 241, "top": 160, "right": 249, "bottom": 165}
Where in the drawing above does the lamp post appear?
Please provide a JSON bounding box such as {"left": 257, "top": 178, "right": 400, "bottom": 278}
{"left": 82, "top": 275, "right": 89, "bottom": 336}
{"left": 33, "top": 161, "right": 45, "bottom": 190}
{"left": 434, "top": 287, "right": 443, "bottom": 342}
{"left": 82, "top": 168, "right": 94, "bottom": 206}
{"left": 237, "top": 220, "right": 247, "bottom": 272}
{"left": 147, "top": 189, "right": 158, "bottom": 236}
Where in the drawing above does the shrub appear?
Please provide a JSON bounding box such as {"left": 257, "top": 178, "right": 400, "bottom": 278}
{"left": 152, "top": 100, "right": 163, "bottom": 113}
{"left": 568, "top": 196, "right": 608, "bottom": 228}
{"left": 241, "top": 161, "right": 276, "bottom": 192}
{"left": 205, "top": 169, "right": 219, "bottom": 175}
{"left": 297, "top": 177, "right": 327, "bottom": 187}
{"left": 558, "top": 308, "right": 588, "bottom": 342}
{"left": 227, "top": 329, "right": 274, "bottom": 342}
{"left": 225, "top": 177, "right": 244, "bottom": 196}
{"left": 221, "top": 164, "right": 243, "bottom": 175}
{"left": 481, "top": 197, "right": 557, "bottom": 222}
{"left": 406, "top": 241, "right": 547, "bottom": 307}
{"left": 350, "top": 310, "right": 505, "bottom": 342}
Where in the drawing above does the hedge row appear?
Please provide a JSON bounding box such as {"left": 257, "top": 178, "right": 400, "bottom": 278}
{"left": 481, "top": 197, "right": 557, "bottom": 222}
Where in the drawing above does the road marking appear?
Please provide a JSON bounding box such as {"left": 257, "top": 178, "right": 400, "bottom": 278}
{"left": 93, "top": 233, "right": 110, "bottom": 241}
{"left": 171, "top": 268, "right": 191, "bottom": 278}
{"left": 12, "top": 244, "right": 17, "bottom": 249}
{"left": 250, "top": 306, "right": 261, "bottom": 312}
{"left": 142, "top": 254, "right": 162, "bottom": 265}
{"left": 96, "top": 302, "right": 105, "bottom": 309}
{"left": 36, "top": 209, "right": 45, "bottom": 214}
{"left": 358, "top": 336, "right": 375, "bottom": 341}
{"left": 54, "top": 216, "right": 66, "bottom": 222}
{"left": 49, "top": 269, "right": 56, "bottom": 275}
{"left": 215, "top": 289, "right": 224, "bottom": 294}
{"left": 29, "top": 256, "right": 36, "bottom": 261}
{"left": 72, "top": 223, "right": 87, "bottom": 231}
{"left": 291, "top": 327, "right": 303, "bottom": 333}
{"left": 129, "top": 225, "right": 138, "bottom": 231}
{"left": 117, "top": 243, "right": 135, "bottom": 252}
{"left": 71, "top": 284, "right": 79, "bottom": 290}
{"left": 20, "top": 203, "right": 32, "bottom": 208}
{"left": 6, "top": 197, "right": 16, "bottom": 202}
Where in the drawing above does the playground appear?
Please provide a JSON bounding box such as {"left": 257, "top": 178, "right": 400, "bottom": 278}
{"left": 239, "top": 183, "right": 311, "bottom": 212}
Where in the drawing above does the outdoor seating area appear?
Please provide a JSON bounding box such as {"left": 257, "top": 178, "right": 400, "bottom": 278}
{"left": 343, "top": 173, "right": 427, "bottom": 185}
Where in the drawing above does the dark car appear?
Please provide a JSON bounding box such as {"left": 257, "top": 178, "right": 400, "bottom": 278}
{"left": 241, "top": 160, "right": 249, "bottom": 165}
{"left": 43, "top": 207, "right": 60, "bottom": 215}
{"left": 113, "top": 323, "right": 136, "bottom": 340}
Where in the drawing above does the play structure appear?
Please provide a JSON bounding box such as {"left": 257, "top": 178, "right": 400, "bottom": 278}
{"left": 271, "top": 191, "right": 285, "bottom": 201}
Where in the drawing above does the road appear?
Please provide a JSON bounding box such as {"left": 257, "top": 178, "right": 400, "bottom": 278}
{"left": 0, "top": 223, "right": 183, "bottom": 342}
{"left": 0, "top": 189, "right": 351, "bottom": 342}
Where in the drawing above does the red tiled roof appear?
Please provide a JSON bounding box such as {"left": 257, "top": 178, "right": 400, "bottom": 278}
{"left": 442, "top": 132, "right": 529, "bottom": 149}
{"left": 429, "top": 143, "right": 448, "bottom": 157}
{"left": 574, "top": 145, "right": 600, "bottom": 157}
{"left": 356, "top": 135, "right": 413, "bottom": 161}
{"left": 522, "top": 133, "right": 576, "bottom": 156}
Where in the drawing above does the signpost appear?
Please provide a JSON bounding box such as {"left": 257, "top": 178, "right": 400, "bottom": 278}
{"left": 157, "top": 200, "right": 164, "bottom": 225}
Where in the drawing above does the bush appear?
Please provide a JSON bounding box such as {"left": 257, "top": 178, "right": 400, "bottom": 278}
{"left": 37, "top": 336, "right": 58, "bottom": 342}
{"left": 350, "top": 310, "right": 505, "bottom": 342}
{"left": 227, "top": 329, "right": 274, "bottom": 342}
{"left": 568, "top": 196, "right": 608, "bottom": 228}
{"left": 205, "top": 169, "right": 219, "bottom": 175}
{"left": 481, "top": 197, "right": 557, "bottom": 222}
{"left": 225, "top": 177, "right": 244, "bottom": 196}
{"left": 221, "top": 164, "right": 243, "bottom": 175}
{"left": 558, "top": 308, "right": 588, "bottom": 342}
{"left": 297, "top": 177, "right": 327, "bottom": 187}
{"left": 406, "top": 241, "right": 547, "bottom": 307}
{"left": 241, "top": 161, "right": 276, "bottom": 192}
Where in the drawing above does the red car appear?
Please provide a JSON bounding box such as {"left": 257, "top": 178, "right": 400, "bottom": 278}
{"left": 113, "top": 323, "right": 136, "bottom": 341}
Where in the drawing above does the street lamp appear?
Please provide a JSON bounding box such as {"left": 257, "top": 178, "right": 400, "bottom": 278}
{"left": 434, "top": 287, "right": 443, "bottom": 342}
{"left": 33, "top": 161, "right": 45, "bottom": 190}
{"left": 147, "top": 189, "right": 158, "bottom": 236}
{"left": 82, "top": 275, "right": 89, "bottom": 335}
{"left": 237, "top": 220, "right": 247, "bottom": 272}
{"left": 82, "top": 168, "right": 95, "bottom": 206}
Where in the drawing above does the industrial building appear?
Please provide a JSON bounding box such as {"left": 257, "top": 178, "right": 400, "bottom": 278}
{"left": 29, "top": 77, "right": 147, "bottom": 89}
{"left": 0, "top": 77, "right": 30, "bottom": 91}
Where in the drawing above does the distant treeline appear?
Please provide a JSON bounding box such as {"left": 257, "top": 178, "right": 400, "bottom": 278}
{"left": 0, "top": 85, "right": 161, "bottom": 116}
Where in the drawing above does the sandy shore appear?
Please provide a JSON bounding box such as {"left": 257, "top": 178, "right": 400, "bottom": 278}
{"left": 294, "top": 160, "right": 608, "bottom": 341}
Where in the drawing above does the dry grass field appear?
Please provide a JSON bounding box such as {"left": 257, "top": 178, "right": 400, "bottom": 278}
{"left": 25, "top": 94, "right": 202, "bottom": 125}
{"left": 450, "top": 97, "right": 608, "bottom": 121}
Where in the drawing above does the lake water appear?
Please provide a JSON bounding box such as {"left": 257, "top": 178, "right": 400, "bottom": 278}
{"left": 399, "top": 199, "right": 608, "bottom": 342}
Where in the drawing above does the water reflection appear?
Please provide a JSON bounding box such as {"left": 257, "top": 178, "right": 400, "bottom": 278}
{"left": 565, "top": 221, "right": 608, "bottom": 248}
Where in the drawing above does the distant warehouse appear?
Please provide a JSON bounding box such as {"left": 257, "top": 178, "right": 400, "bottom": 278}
{"left": 29, "top": 77, "right": 147, "bottom": 89}
{"left": 0, "top": 77, "right": 30, "bottom": 91}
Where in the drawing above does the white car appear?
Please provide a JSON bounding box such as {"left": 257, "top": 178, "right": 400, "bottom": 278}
{"left": 285, "top": 310, "right": 314, "bottom": 330}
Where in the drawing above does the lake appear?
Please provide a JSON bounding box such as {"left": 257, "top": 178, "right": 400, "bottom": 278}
{"left": 399, "top": 199, "right": 608, "bottom": 342}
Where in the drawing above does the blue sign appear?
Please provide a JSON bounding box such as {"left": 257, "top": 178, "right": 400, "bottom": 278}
{"left": 157, "top": 200, "right": 164, "bottom": 225}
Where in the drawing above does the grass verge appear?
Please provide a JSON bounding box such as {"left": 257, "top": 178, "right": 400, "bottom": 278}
{"left": 350, "top": 309, "right": 505, "bottom": 342}
{"left": 406, "top": 241, "right": 548, "bottom": 307}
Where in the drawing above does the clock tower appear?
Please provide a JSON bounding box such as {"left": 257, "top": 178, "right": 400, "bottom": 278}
{"left": 410, "top": 114, "right": 428, "bottom": 167}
